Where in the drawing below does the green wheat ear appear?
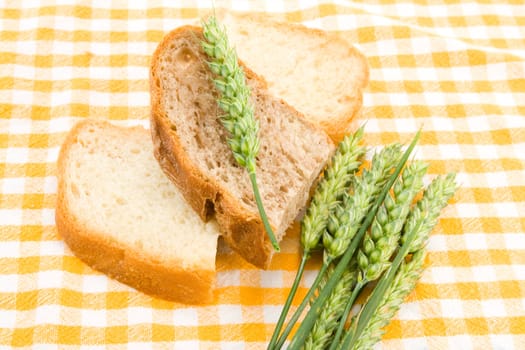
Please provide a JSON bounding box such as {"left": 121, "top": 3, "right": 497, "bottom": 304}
{"left": 201, "top": 16, "right": 279, "bottom": 251}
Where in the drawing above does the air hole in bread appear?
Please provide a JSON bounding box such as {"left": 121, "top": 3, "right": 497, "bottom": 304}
{"left": 240, "top": 194, "right": 253, "bottom": 206}
{"left": 71, "top": 183, "right": 79, "bottom": 197}
{"left": 116, "top": 197, "right": 127, "bottom": 205}
{"left": 175, "top": 47, "right": 197, "bottom": 68}
{"left": 194, "top": 132, "right": 204, "bottom": 148}
{"left": 162, "top": 190, "right": 174, "bottom": 199}
{"left": 193, "top": 100, "right": 200, "bottom": 109}
{"left": 205, "top": 158, "right": 214, "bottom": 170}
{"left": 204, "top": 198, "right": 215, "bottom": 220}
{"left": 193, "top": 115, "right": 201, "bottom": 128}
{"left": 130, "top": 148, "right": 140, "bottom": 154}
{"left": 261, "top": 145, "right": 273, "bottom": 157}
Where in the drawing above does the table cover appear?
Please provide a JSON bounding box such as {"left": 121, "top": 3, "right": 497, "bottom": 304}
{"left": 1, "top": 0, "right": 524, "bottom": 349}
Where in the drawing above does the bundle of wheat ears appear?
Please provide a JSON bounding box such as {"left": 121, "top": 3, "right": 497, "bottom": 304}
{"left": 201, "top": 16, "right": 457, "bottom": 350}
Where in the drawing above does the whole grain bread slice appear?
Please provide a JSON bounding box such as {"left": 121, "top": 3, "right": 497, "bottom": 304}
{"left": 150, "top": 26, "right": 335, "bottom": 269}
{"left": 56, "top": 119, "right": 220, "bottom": 304}
{"left": 216, "top": 11, "right": 369, "bottom": 143}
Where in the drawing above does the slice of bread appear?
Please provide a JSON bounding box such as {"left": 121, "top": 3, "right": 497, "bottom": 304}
{"left": 55, "top": 119, "right": 220, "bottom": 304}
{"left": 217, "top": 11, "right": 369, "bottom": 143}
{"left": 150, "top": 26, "right": 335, "bottom": 269}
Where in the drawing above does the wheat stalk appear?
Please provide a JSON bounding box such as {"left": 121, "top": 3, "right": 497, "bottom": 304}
{"left": 286, "top": 132, "right": 421, "bottom": 350}
{"left": 201, "top": 16, "right": 279, "bottom": 250}
{"left": 341, "top": 173, "right": 458, "bottom": 349}
{"left": 328, "top": 161, "right": 428, "bottom": 349}
{"left": 304, "top": 263, "right": 358, "bottom": 350}
{"left": 357, "top": 160, "right": 428, "bottom": 282}
{"left": 403, "top": 172, "right": 458, "bottom": 253}
{"left": 352, "top": 249, "right": 426, "bottom": 350}
{"left": 323, "top": 143, "right": 403, "bottom": 261}
{"left": 297, "top": 144, "right": 403, "bottom": 349}
{"left": 302, "top": 126, "right": 366, "bottom": 253}
{"left": 268, "top": 127, "right": 366, "bottom": 349}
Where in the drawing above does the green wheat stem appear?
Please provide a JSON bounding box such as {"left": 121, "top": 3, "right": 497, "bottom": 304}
{"left": 266, "top": 253, "right": 308, "bottom": 349}
{"left": 326, "top": 278, "right": 365, "bottom": 350}
{"left": 272, "top": 263, "right": 330, "bottom": 350}
{"left": 286, "top": 131, "right": 421, "bottom": 350}
{"left": 249, "top": 172, "right": 279, "bottom": 250}
{"left": 268, "top": 127, "right": 366, "bottom": 350}
{"left": 341, "top": 173, "right": 458, "bottom": 349}
{"left": 202, "top": 15, "right": 279, "bottom": 251}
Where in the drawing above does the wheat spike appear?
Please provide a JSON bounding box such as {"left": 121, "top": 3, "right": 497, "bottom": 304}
{"left": 323, "top": 143, "right": 403, "bottom": 260}
{"left": 357, "top": 161, "right": 428, "bottom": 282}
{"left": 345, "top": 173, "right": 457, "bottom": 349}
{"left": 301, "top": 126, "right": 366, "bottom": 253}
{"left": 304, "top": 263, "right": 357, "bottom": 350}
{"left": 352, "top": 250, "right": 426, "bottom": 350}
{"left": 201, "top": 16, "right": 280, "bottom": 250}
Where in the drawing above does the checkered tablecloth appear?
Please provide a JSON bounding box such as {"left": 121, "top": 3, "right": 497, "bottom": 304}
{"left": 1, "top": 1, "right": 524, "bottom": 349}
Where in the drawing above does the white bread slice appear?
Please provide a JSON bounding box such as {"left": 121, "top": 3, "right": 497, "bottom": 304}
{"left": 150, "top": 26, "right": 335, "bottom": 269}
{"left": 217, "top": 11, "right": 369, "bottom": 143}
{"left": 55, "top": 119, "right": 220, "bottom": 304}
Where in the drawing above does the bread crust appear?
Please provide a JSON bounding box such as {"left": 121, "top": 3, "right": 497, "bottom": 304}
{"left": 150, "top": 26, "right": 334, "bottom": 269}
{"left": 215, "top": 10, "right": 370, "bottom": 143}
{"left": 56, "top": 120, "right": 215, "bottom": 304}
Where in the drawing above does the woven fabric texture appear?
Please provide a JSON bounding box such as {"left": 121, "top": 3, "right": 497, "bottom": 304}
{"left": 1, "top": 1, "right": 524, "bottom": 349}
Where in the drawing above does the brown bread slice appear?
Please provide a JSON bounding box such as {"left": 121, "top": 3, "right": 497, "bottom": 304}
{"left": 217, "top": 11, "right": 369, "bottom": 143}
{"left": 56, "top": 119, "right": 220, "bottom": 304}
{"left": 150, "top": 26, "right": 335, "bottom": 269}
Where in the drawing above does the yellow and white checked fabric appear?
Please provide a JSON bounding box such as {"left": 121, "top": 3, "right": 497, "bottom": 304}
{"left": 1, "top": 0, "right": 524, "bottom": 349}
